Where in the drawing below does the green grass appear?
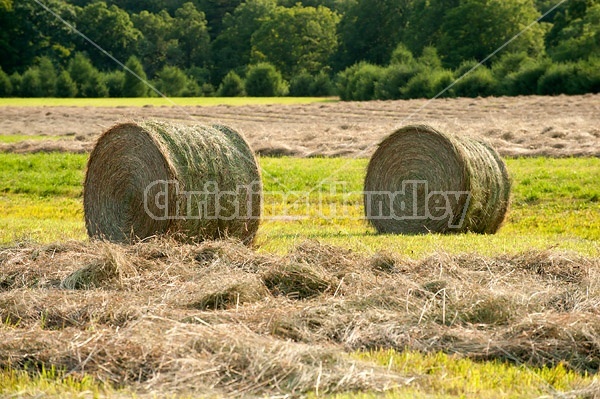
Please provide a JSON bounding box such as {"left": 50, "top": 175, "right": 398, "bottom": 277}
{"left": 0, "top": 97, "right": 337, "bottom": 107}
{"left": 0, "top": 134, "right": 68, "bottom": 143}
{"left": 2, "top": 350, "right": 595, "bottom": 398}
{"left": 0, "top": 154, "right": 598, "bottom": 257}
{"left": 320, "top": 350, "right": 596, "bottom": 398}
{"left": 0, "top": 366, "right": 121, "bottom": 398}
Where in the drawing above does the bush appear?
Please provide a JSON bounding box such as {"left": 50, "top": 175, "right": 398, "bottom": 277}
{"left": 417, "top": 46, "right": 442, "bottom": 70}
{"left": 68, "top": 53, "right": 108, "bottom": 97}
{"left": 504, "top": 59, "right": 549, "bottom": 96}
{"left": 337, "top": 62, "right": 384, "bottom": 101}
{"left": 55, "top": 70, "right": 78, "bottom": 97}
{"left": 374, "top": 64, "right": 421, "bottom": 100}
{"left": 309, "top": 71, "right": 334, "bottom": 96}
{"left": 80, "top": 72, "right": 109, "bottom": 98}
{"left": 123, "top": 56, "right": 148, "bottom": 97}
{"left": 0, "top": 68, "right": 12, "bottom": 97}
{"left": 289, "top": 71, "right": 334, "bottom": 97}
{"left": 453, "top": 66, "right": 498, "bottom": 97}
{"left": 104, "top": 70, "right": 126, "bottom": 97}
{"left": 389, "top": 43, "right": 415, "bottom": 65}
{"left": 10, "top": 73, "right": 22, "bottom": 96}
{"left": 244, "top": 63, "right": 288, "bottom": 97}
{"left": 289, "top": 71, "right": 313, "bottom": 97}
{"left": 20, "top": 67, "right": 43, "bottom": 97}
{"left": 537, "top": 60, "right": 600, "bottom": 95}
{"left": 454, "top": 60, "right": 480, "bottom": 78}
{"left": 217, "top": 71, "right": 245, "bottom": 97}
{"left": 491, "top": 52, "right": 533, "bottom": 79}
{"left": 401, "top": 69, "right": 455, "bottom": 99}
{"left": 155, "top": 65, "right": 189, "bottom": 97}
{"left": 37, "top": 56, "right": 57, "bottom": 96}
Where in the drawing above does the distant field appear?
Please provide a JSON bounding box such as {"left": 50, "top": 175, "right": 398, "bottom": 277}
{"left": 0, "top": 97, "right": 336, "bottom": 107}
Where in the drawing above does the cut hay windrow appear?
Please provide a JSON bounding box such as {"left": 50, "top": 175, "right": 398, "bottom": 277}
{"left": 84, "top": 121, "right": 261, "bottom": 244}
{"left": 364, "top": 125, "right": 510, "bottom": 234}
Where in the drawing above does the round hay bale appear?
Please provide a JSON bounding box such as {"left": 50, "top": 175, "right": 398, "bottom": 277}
{"left": 364, "top": 125, "right": 510, "bottom": 234}
{"left": 84, "top": 120, "right": 262, "bottom": 244}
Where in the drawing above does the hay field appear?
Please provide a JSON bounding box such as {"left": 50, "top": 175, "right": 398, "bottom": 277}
{"left": 1, "top": 95, "right": 600, "bottom": 397}
{"left": 1, "top": 94, "right": 599, "bottom": 157}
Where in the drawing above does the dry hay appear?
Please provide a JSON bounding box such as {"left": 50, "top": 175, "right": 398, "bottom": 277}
{"left": 84, "top": 121, "right": 262, "bottom": 244}
{"left": 364, "top": 125, "right": 511, "bottom": 234}
{"left": 1, "top": 239, "right": 599, "bottom": 396}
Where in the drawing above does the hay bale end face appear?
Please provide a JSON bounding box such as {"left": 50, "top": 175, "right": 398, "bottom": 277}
{"left": 84, "top": 121, "right": 262, "bottom": 244}
{"left": 364, "top": 125, "right": 510, "bottom": 234}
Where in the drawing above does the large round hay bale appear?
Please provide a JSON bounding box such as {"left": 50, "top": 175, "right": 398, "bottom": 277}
{"left": 84, "top": 121, "right": 262, "bottom": 244}
{"left": 364, "top": 125, "right": 510, "bottom": 234}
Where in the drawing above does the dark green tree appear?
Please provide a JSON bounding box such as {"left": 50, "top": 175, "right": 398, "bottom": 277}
{"left": 172, "top": 2, "right": 211, "bottom": 69}
{"left": 437, "top": 0, "right": 545, "bottom": 68}
{"left": 196, "top": 0, "right": 243, "bottom": 38}
{"left": 402, "top": 0, "right": 460, "bottom": 56}
{"left": 76, "top": 2, "right": 141, "bottom": 70}
{"left": 123, "top": 56, "right": 148, "bottom": 97}
{"left": 0, "top": 0, "right": 77, "bottom": 74}
{"left": 547, "top": 3, "right": 600, "bottom": 61}
{"left": 212, "top": 0, "right": 277, "bottom": 83}
{"left": 250, "top": 4, "right": 340, "bottom": 79}
{"left": 244, "top": 63, "right": 288, "bottom": 96}
{"left": 335, "top": 0, "right": 412, "bottom": 70}
{"left": 132, "top": 10, "right": 178, "bottom": 77}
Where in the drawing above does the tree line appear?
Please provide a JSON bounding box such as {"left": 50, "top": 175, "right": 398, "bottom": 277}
{"left": 0, "top": 0, "right": 598, "bottom": 99}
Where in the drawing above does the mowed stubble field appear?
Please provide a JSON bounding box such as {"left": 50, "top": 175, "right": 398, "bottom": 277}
{"left": 1, "top": 95, "right": 599, "bottom": 398}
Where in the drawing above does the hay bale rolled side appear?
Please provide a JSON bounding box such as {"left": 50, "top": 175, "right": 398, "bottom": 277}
{"left": 364, "top": 125, "right": 510, "bottom": 234}
{"left": 84, "top": 121, "right": 262, "bottom": 244}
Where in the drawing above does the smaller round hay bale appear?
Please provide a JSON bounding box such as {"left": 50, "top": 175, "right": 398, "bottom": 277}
{"left": 364, "top": 125, "right": 510, "bottom": 234}
{"left": 84, "top": 121, "right": 262, "bottom": 244}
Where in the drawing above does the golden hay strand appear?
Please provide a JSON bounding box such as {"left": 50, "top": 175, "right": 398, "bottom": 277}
{"left": 84, "top": 120, "right": 262, "bottom": 244}
{"left": 364, "top": 125, "right": 510, "bottom": 234}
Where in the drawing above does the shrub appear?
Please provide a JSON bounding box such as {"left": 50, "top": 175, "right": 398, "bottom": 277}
{"left": 104, "top": 70, "right": 126, "bottom": 97}
{"left": 55, "top": 70, "right": 78, "bottom": 97}
{"left": 123, "top": 56, "right": 148, "bottom": 97}
{"left": 504, "top": 59, "right": 549, "bottom": 95}
{"left": 244, "top": 63, "right": 288, "bottom": 97}
{"left": 309, "top": 71, "right": 334, "bottom": 96}
{"left": 20, "top": 67, "right": 43, "bottom": 97}
{"left": 155, "top": 65, "right": 189, "bottom": 97}
{"left": 289, "top": 71, "right": 334, "bottom": 97}
{"left": 80, "top": 72, "right": 109, "bottom": 98}
{"left": 491, "top": 52, "right": 533, "bottom": 79}
{"left": 453, "top": 66, "right": 498, "bottom": 97}
{"left": 217, "top": 71, "right": 245, "bottom": 97}
{"left": 389, "top": 43, "right": 415, "bottom": 65}
{"left": 401, "top": 69, "right": 455, "bottom": 99}
{"left": 289, "top": 71, "right": 313, "bottom": 97}
{"left": 0, "top": 68, "right": 12, "bottom": 97}
{"left": 374, "top": 64, "right": 421, "bottom": 100}
{"left": 417, "top": 46, "right": 442, "bottom": 70}
{"left": 37, "top": 56, "right": 57, "bottom": 96}
{"left": 537, "top": 59, "right": 600, "bottom": 95}
{"left": 68, "top": 53, "right": 107, "bottom": 97}
{"left": 9, "top": 72, "right": 22, "bottom": 96}
{"left": 337, "top": 62, "right": 384, "bottom": 101}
